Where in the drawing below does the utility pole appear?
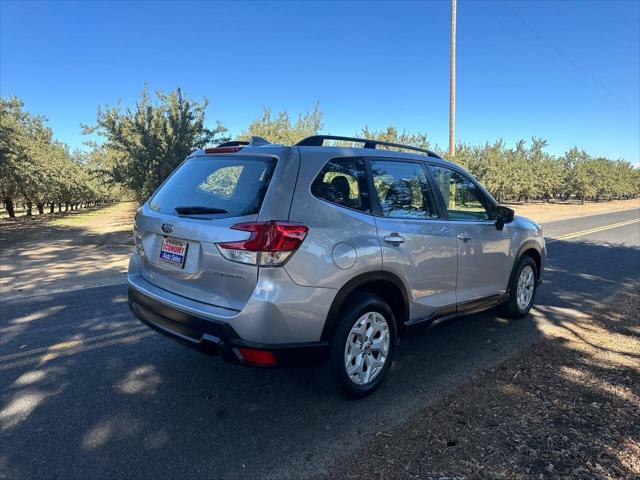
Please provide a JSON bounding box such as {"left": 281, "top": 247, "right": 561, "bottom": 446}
{"left": 449, "top": 0, "right": 457, "bottom": 157}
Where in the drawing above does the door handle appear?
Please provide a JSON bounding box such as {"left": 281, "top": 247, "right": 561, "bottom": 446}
{"left": 384, "top": 233, "right": 405, "bottom": 245}
{"left": 457, "top": 232, "right": 471, "bottom": 242}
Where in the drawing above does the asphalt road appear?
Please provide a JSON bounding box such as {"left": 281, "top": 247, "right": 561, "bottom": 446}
{"left": 1, "top": 208, "right": 638, "bottom": 479}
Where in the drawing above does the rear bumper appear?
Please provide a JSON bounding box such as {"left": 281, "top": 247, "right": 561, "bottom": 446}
{"left": 128, "top": 286, "right": 329, "bottom": 366}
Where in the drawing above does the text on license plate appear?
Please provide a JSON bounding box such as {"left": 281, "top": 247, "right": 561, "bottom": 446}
{"left": 159, "top": 238, "right": 188, "bottom": 268}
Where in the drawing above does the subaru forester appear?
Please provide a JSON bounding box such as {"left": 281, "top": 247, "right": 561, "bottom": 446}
{"left": 128, "top": 135, "right": 545, "bottom": 398}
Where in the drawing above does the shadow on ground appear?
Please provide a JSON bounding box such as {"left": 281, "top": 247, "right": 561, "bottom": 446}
{"left": 0, "top": 238, "right": 638, "bottom": 479}
{"left": 0, "top": 204, "right": 136, "bottom": 299}
{"left": 331, "top": 288, "right": 639, "bottom": 479}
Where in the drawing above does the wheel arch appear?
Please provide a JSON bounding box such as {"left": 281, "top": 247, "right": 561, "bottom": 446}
{"left": 506, "top": 241, "right": 543, "bottom": 294}
{"left": 320, "top": 271, "right": 409, "bottom": 342}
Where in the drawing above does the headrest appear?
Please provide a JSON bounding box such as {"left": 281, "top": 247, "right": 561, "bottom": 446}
{"left": 384, "top": 180, "right": 413, "bottom": 207}
{"left": 330, "top": 176, "right": 351, "bottom": 203}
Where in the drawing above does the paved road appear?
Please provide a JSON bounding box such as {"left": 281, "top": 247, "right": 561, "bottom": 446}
{"left": 1, "top": 209, "right": 638, "bottom": 479}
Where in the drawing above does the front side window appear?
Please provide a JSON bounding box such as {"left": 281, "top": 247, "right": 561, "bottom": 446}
{"left": 369, "top": 160, "right": 437, "bottom": 219}
{"left": 429, "top": 166, "right": 492, "bottom": 220}
{"left": 311, "top": 157, "right": 369, "bottom": 212}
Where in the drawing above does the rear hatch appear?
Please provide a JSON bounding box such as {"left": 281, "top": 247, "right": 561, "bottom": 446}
{"left": 134, "top": 152, "right": 281, "bottom": 310}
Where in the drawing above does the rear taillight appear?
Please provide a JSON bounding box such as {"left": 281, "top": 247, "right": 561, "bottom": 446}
{"left": 204, "top": 146, "right": 243, "bottom": 154}
{"left": 216, "top": 221, "right": 308, "bottom": 266}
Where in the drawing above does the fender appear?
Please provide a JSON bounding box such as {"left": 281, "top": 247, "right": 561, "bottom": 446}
{"left": 506, "top": 239, "right": 544, "bottom": 294}
{"left": 320, "top": 270, "right": 410, "bottom": 341}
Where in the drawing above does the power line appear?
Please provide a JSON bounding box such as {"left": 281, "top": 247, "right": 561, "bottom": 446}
{"left": 504, "top": 3, "right": 639, "bottom": 115}
{"left": 476, "top": 3, "right": 636, "bottom": 118}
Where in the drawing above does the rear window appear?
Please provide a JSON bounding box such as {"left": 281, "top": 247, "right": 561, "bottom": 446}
{"left": 149, "top": 155, "right": 276, "bottom": 219}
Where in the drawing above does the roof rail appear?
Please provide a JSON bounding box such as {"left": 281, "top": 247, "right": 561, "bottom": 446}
{"left": 295, "top": 135, "right": 442, "bottom": 159}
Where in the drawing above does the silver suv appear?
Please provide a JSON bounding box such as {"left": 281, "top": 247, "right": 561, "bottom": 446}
{"left": 128, "top": 135, "right": 545, "bottom": 398}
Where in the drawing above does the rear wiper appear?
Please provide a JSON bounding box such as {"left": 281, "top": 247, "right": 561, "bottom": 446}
{"left": 175, "top": 206, "right": 227, "bottom": 215}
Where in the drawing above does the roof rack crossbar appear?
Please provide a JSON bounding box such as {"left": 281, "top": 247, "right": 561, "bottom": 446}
{"left": 295, "top": 135, "right": 442, "bottom": 159}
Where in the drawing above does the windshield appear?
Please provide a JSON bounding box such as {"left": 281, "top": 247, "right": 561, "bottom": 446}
{"left": 149, "top": 155, "right": 276, "bottom": 219}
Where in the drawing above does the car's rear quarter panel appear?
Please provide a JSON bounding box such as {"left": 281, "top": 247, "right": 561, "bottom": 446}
{"left": 285, "top": 147, "right": 383, "bottom": 290}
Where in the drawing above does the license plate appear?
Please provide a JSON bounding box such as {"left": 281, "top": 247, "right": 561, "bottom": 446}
{"left": 159, "top": 238, "right": 188, "bottom": 269}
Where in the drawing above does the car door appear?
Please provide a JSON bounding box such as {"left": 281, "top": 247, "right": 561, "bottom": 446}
{"left": 428, "top": 164, "right": 512, "bottom": 304}
{"left": 367, "top": 158, "right": 458, "bottom": 322}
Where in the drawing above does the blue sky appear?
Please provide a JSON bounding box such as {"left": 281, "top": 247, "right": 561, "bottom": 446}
{"left": 1, "top": 1, "right": 639, "bottom": 162}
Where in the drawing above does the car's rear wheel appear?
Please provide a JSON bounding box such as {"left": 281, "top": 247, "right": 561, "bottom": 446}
{"left": 500, "top": 255, "right": 538, "bottom": 318}
{"left": 316, "top": 294, "right": 396, "bottom": 399}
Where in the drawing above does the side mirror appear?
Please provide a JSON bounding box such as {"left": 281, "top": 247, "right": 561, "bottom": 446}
{"left": 495, "top": 206, "right": 515, "bottom": 231}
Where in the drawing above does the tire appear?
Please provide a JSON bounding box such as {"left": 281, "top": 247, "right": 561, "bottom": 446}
{"left": 315, "top": 294, "right": 397, "bottom": 399}
{"left": 500, "top": 255, "right": 538, "bottom": 318}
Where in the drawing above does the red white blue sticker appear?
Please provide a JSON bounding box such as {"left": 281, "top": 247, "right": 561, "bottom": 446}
{"left": 159, "top": 238, "right": 188, "bottom": 269}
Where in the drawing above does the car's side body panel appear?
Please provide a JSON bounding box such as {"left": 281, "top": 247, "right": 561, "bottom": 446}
{"left": 448, "top": 219, "right": 513, "bottom": 303}
{"left": 373, "top": 217, "right": 458, "bottom": 320}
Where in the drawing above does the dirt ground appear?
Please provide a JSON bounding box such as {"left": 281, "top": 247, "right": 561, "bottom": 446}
{"left": 328, "top": 287, "right": 640, "bottom": 479}
{"left": 505, "top": 199, "right": 640, "bottom": 223}
{"left": 0, "top": 202, "right": 137, "bottom": 299}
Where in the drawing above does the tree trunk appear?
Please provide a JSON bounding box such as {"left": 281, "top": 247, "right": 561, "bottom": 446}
{"left": 65, "top": 203, "right": 69, "bottom": 212}
{"left": 37, "top": 202, "right": 44, "bottom": 215}
{"left": 4, "top": 198, "right": 15, "bottom": 218}
{"left": 26, "top": 201, "right": 33, "bottom": 216}
{"left": 50, "top": 203, "right": 55, "bottom": 214}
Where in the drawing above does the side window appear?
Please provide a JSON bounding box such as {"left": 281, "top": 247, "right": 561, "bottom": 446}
{"left": 429, "top": 166, "right": 492, "bottom": 220}
{"left": 369, "top": 160, "right": 438, "bottom": 219}
{"left": 311, "top": 157, "right": 369, "bottom": 212}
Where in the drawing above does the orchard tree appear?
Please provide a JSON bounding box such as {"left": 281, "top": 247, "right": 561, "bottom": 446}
{"left": 84, "top": 85, "right": 229, "bottom": 201}
{"left": 0, "top": 97, "right": 28, "bottom": 216}
{"left": 239, "top": 102, "right": 323, "bottom": 145}
{"left": 3, "top": 94, "right": 639, "bottom": 219}
{"left": 1, "top": 96, "right": 115, "bottom": 218}
{"left": 355, "top": 126, "right": 430, "bottom": 151}
{"left": 0, "top": 97, "right": 54, "bottom": 216}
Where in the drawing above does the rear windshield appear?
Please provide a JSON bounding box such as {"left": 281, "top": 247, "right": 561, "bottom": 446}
{"left": 149, "top": 155, "right": 276, "bottom": 219}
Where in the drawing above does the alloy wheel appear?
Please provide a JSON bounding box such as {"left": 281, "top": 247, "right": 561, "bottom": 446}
{"left": 344, "top": 311, "right": 390, "bottom": 385}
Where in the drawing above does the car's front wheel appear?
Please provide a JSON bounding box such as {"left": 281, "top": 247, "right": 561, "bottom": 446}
{"left": 317, "top": 294, "right": 396, "bottom": 399}
{"left": 500, "top": 255, "right": 539, "bottom": 318}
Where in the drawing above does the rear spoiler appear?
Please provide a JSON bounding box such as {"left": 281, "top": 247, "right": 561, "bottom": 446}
{"left": 216, "top": 136, "right": 271, "bottom": 148}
